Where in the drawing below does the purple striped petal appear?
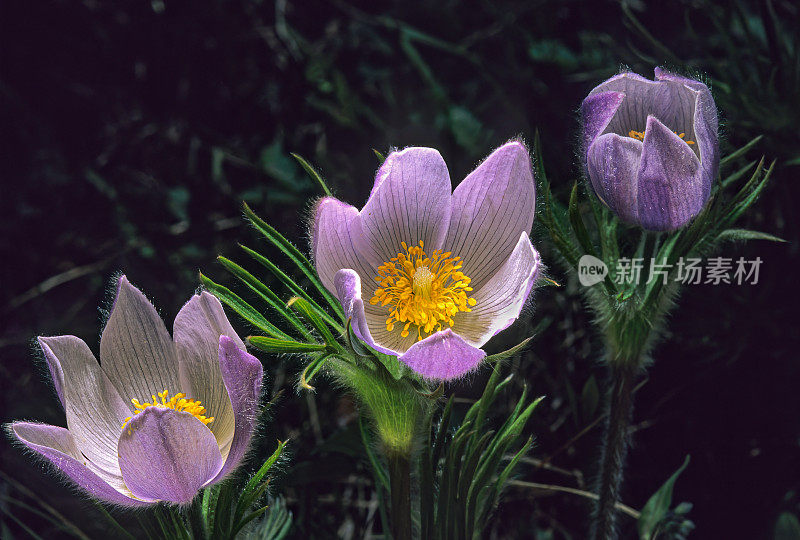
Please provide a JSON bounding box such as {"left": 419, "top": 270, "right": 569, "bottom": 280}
{"left": 100, "top": 276, "right": 181, "bottom": 406}
{"left": 333, "top": 269, "right": 415, "bottom": 355}
{"left": 588, "top": 72, "right": 661, "bottom": 136}
{"left": 655, "top": 68, "right": 719, "bottom": 203}
{"left": 582, "top": 69, "right": 719, "bottom": 231}
{"left": 38, "top": 336, "right": 130, "bottom": 481}
{"left": 580, "top": 91, "right": 624, "bottom": 156}
{"left": 118, "top": 407, "right": 223, "bottom": 504}
{"left": 398, "top": 329, "right": 486, "bottom": 380}
{"left": 174, "top": 292, "right": 237, "bottom": 457}
{"left": 311, "top": 197, "right": 376, "bottom": 296}
{"left": 587, "top": 134, "right": 643, "bottom": 223}
{"left": 587, "top": 71, "right": 698, "bottom": 144}
{"left": 445, "top": 141, "right": 536, "bottom": 291}
{"left": 636, "top": 115, "right": 702, "bottom": 230}
{"left": 210, "top": 336, "right": 263, "bottom": 482}
{"left": 356, "top": 147, "right": 452, "bottom": 269}
{"left": 453, "top": 233, "right": 541, "bottom": 346}
{"left": 10, "top": 422, "right": 146, "bottom": 506}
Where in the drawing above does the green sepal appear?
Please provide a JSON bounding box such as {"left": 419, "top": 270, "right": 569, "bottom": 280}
{"left": 231, "top": 440, "right": 288, "bottom": 535}
{"left": 247, "top": 336, "right": 329, "bottom": 354}
{"left": 637, "top": 455, "right": 691, "bottom": 540}
{"left": 299, "top": 352, "right": 335, "bottom": 390}
{"left": 242, "top": 203, "right": 345, "bottom": 320}
{"left": 240, "top": 440, "right": 288, "bottom": 507}
{"left": 199, "top": 272, "right": 291, "bottom": 340}
{"left": 717, "top": 228, "right": 786, "bottom": 243}
{"left": 248, "top": 497, "right": 293, "bottom": 540}
{"left": 239, "top": 244, "right": 344, "bottom": 333}
{"left": 291, "top": 153, "right": 332, "bottom": 196}
{"left": 533, "top": 130, "right": 580, "bottom": 266}
{"left": 720, "top": 160, "right": 776, "bottom": 228}
{"left": 720, "top": 135, "right": 763, "bottom": 168}
{"left": 720, "top": 159, "right": 757, "bottom": 190}
{"left": 419, "top": 381, "right": 445, "bottom": 400}
{"left": 287, "top": 296, "right": 339, "bottom": 347}
{"left": 216, "top": 256, "right": 311, "bottom": 339}
{"left": 345, "top": 318, "right": 406, "bottom": 380}
{"left": 568, "top": 182, "right": 598, "bottom": 257}
{"left": 484, "top": 335, "right": 535, "bottom": 364}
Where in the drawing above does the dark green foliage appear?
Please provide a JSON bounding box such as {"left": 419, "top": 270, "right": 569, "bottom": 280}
{"left": 637, "top": 456, "right": 694, "bottom": 540}
{"left": 418, "top": 367, "right": 544, "bottom": 539}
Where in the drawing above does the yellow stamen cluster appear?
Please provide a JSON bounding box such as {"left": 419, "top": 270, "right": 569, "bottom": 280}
{"left": 121, "top": 390, "right": 214, "bottom": 432}
{"left": 628, "top": 129, "right": 695, "bottom": 145}
{"left": 370, "top": 241, "right": 476, "bottom": 340}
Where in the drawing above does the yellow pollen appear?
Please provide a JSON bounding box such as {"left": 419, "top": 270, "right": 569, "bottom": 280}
{"left": 369, "top": 240, "right": 477, "bottom": 341}
{"left": 121, "top": 389, "right": 214, "bottom": 431}
{"left": 628, "top": 129, "right": 695, "bottom": 145}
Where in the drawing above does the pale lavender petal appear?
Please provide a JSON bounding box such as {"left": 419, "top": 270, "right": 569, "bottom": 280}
{"left": 356, "top": 147, "right": 452, "bottom": 269}
{"left": 637, "top": 116, "right": 703, "bottom": 230}
{"left": 587, "top": 133, "right": 643, "bottom": 223}
{"left": 210, "top": 335, "right": 263, "bottom": 482}
{"left": 10, "top": 422, "right": 146, "bottom": 506}
{"left": 100, "top": 276, "right": 181, "bottom": 406}
{"left": 311, "top": 197, "right": 376, "bottom": 296}
{"left": 398, "top": 329, "right": 486, "bottom": 380}
{"left": 174, "top": 292, "right": 237, "bottom": 457}
{"left": 589, "top": 72, "right": 661, "bottom": 136}
{"left": 590, "top": 72, "right": 697, "bottom": 142}
{"left": 580, "top": 91, "right": 624, "bottom": 155}
{"left": 38, "top": 336, "right": 130, "bottom": 481}
{"left": 655, "top": 67, "right": 718, "bottom": 202}
{"left": 333, "top": 269, "right": 415, "bottom": 355}
{"left": 453, "top": 233, "right": 541, "bottom": 346}
{"left": 589, "top": 71, "right": 654, "bottom": 96}
{"left": 118, "top": 407, "right": 223, "bottom": 504}
{"left": 445, "top": 141, "right": 536, "bottom": 291}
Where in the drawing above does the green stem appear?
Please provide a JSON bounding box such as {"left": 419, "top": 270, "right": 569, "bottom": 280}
{"left": 592, "top": 361, "right": 639, "bottom": 540}
{"left": 388, "top": 451, "right": 412, "bottom": 540}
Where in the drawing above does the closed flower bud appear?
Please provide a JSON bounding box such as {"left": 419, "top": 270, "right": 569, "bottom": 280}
{"left": 581, "top": 68, "right": 719, "bottom": 231}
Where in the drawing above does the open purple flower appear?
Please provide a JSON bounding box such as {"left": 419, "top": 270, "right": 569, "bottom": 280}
{"left": 312, "top": 141, "right": 542, "bottom": 380}
{"left": 9, "top": 277, "right": 263, "bottom": 506}
{"left": 581, "top": 68, "right": 719, "bottom": 231}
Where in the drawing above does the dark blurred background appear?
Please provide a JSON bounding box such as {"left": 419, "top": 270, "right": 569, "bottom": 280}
{"left": 1, "top": 1, "right": 798, "bottom": 538}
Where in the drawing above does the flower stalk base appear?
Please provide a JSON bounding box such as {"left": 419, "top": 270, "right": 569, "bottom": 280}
{"left": 388, "top": 451, "right": 412, "bottom": 540}
{"left": 592, "top": 361, "right": 639, "bottom": 540}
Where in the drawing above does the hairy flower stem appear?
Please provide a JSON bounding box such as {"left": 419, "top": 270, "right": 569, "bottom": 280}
{"left": 388, "top": 451, "right": 412, "bottom": 540}
{"left": 592, "top": 361, "right": 639, "bottom": 540}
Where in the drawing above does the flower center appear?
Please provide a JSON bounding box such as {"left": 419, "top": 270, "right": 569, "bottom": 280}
{"left": 121, "top": 390, "right": 214, "bottom": 432}
{"left": 628, "top": 129, "right": 695, "bottom": 145}
{"left": 370, "top": 241, "right": 476, "bottom": 340}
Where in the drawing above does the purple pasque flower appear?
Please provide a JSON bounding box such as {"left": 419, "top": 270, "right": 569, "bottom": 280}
{"left": 312, "top": 141, "right": 542, "bottom": 380}
{"left": 581, "top": 68, "right": 719, "bottom": 231}
{"left": 9, "top": 276, "right": 263, "bottom": 506}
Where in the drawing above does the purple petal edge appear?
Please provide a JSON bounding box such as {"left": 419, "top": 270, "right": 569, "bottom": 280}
{"left": 399, "top": 329, "right": 486, "bottom": 381}
{"left": 117, "top": 407, "right": 223, "bottom": 504}
{"left": 210, "top": 335, "right": 263, "bottom": 482}
{"left": 10, "top": 422, "right": 146, "bottom": 507}
{"left": 334, "top": 268, "right": 398, "bottom": 356}
{"left": 637, "top": 115, "right": 702, "bottom": 230}
{"left": 580, "top": 91, "right": 624, "bottom": 155}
